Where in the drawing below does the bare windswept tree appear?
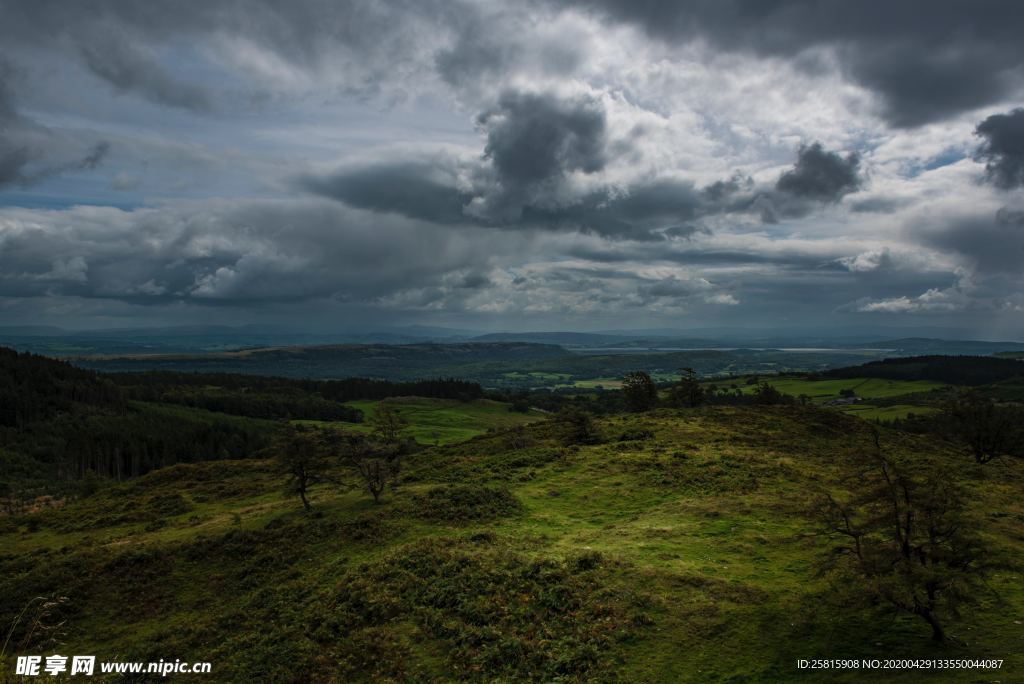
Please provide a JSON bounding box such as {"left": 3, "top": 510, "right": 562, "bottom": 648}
{"left": 273, "top": 424, "right": 336, "bottom": 511}
{"left": 814, "top": 432, "right": 986, "bottom": 643}
{"left": 344, "top": 439, "right": 402, "bottom": 505}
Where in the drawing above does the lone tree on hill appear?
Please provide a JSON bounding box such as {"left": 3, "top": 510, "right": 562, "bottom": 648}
{"left": 814, "top": 432, "right": 986, "bottom": 643}
{"left": 371, "top": 402, "right": 408, "bottom": 446}
{"left": 346, "top": 440, "right": 402, "bottom": 504}
{"left": 557, "top": 406, "right": 599, "bottom": 445}
{"left": 273, "top": 424, "right": 336, "bottom": 511}
{"left": 752, "top": 382, "right": 785, "bottom": 405}
{"left": 670, "top": 367, "right": 705, "bottom": 408}
{"left": 622, "top": 371, "right": 658, "bottom": 412}
{"left": 941, "top": 390, "right": 1022, "bottom": 464}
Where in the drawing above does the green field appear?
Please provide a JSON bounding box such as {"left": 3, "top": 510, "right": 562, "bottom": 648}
{"left": 710, "top": 376, "right": 947, "bottom": 402}
{"left": 332, "top": 397, "right": 545, "bottom": 445}
{"left": 838, "top": 403, "right": 940, "bottom": 420}
{"left": 703, "top": 375, "right": 949, "bottom": 420}
{"left": 3, "top": 406, "right": 1020, "bottom": 682}
{"left": 502, "top": 371, "right": 572, "bottom": 383}
{"left": 568, "top": 376, "right": 623, "bottom": 388}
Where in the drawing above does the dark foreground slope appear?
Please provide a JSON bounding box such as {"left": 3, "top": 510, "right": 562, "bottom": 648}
{"left": 2, "top": 407, "right": 1021, "bottom": 682}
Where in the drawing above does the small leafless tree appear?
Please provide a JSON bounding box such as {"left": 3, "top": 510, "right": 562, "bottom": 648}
{"left": 273, "top": 424, "right": 336, "bottom": 511}
{"left": 348, "top": 442, "right": 402, "bottom": 504}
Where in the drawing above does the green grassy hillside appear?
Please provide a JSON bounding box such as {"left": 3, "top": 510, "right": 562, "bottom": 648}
{"left": 710, "top": 376, "right": 946, "bottom": 402}
{"left": 2, "top": 406, "right": 1020, "bottom": 682}
{"left": 707, "top": 376, "right": 948, "bottom": 420}
{"left": 299, "top": 397, "right": 545, "bottom": 445}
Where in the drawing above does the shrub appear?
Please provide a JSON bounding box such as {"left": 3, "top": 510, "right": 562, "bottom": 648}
{"left": 406, "top": 485, "right": 520, "bottom": 522}
{"left": 618, "top": 428, "right": 654, "bottom": 442}
{"left": 324, "top": 539, "right": 651, "bottom": 681}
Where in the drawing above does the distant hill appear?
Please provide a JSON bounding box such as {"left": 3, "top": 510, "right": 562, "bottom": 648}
{"left": 73, "top": 342, "right": 571, "bottom": 380}
{"left": 849, "top": 337, "right": 1024, "bottom": 356}
{"left": 819, "top": 355, "right": 1024, "bottom": 385}
{"left": 471, "top": 331, "right": 629, "bottom": 346}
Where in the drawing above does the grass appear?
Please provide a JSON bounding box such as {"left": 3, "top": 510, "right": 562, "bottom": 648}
{"left": 705, "top": 375, "right": 949, "bottom": 421}
{"left": 334, "top": 397, "right": 544, "bottom": 445}
{"left": 708, "top": 376, "right": 947, "bottom": 402}
{"left": 839, "top": 403, "right": 940, "bottom": 420}
{"left": 2, "top": 406, "right": 1021, "bottom": 682}
{"left": 568, "top": 377, "right": 623, "bottom": 388}
{"left": 502, "top": 371, "right": 572, "bottom": 383}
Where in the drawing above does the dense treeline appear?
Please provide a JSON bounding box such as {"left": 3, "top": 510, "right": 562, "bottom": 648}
{"left": 111, "top": 371, "right": 484, "bottom": 404}
{"left": 0, "top": 348, "right": 486, "bottom": 495}
{"left": 817, "top": 355, "right": 1024, "bottom": 385}
{"left": 3, "top": 403, "right": 274, "bottom": 484}
{"left": 0, "top": 347, "right": 124, "bottom": 428}
{"left": 121, "top": 386, "right": 363, "bottom": 422}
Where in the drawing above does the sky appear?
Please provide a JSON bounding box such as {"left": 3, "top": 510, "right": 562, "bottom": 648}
{"left": 0, "top": 0, "right": 1023, "bottom": 337}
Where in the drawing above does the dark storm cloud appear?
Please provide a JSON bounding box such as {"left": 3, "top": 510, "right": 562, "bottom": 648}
{"left": 293, "top": 84, "right": 617, "bottom": 229}
{"left": 776, "top": 143, "right": 861, "bottom": 202}
{"left": 0, "top": 59, "right": 111, "bottom": 188}
{"left": 79, "top": 142, "right": 110, "bottom": 170}
{"left": 301, "top": 89, "right": 741, "bottom": 239}
{"left": 478, "top": 90, "right": 607, "bottom": 189}
{"left": 557, "top": 0, "right": 1024, "bottom": 127}
{"left": 1, "top": 0, "right": 1019, "bottom": 131}
{"left": 974, "top": 108, "right": 1024, "bottom": 189}
{"left": 302, "top": 138, "right": 855, "bottom": 238}
{"left": 453, "top": 271, "right": 491, "bottom": 289}
{"left": 749, "top": 142, "right": 863, "bottom": 223}
{"left": 581, "top": 143, "right": 860, "bottom": 230}
{"left": 81, "top": 41, "right": 213, "bottom": 112}
{"left": 518, "top": 178, "right": 717, "bottom": 240}
{"left": 997, "top": 207, "right": 1024, "bottom": 225}
{"left": 298, "top": 157, "right": 474, "bottom": 224}
{"left": 0, "top": 60, "right": 30, "bottom": 187}
{"left": 919, "top": 210, "right": 1024, "bottom": 273}
{"left": 0, "top": 145, "right": 30, "bottom": 187}
{"left": 302, "top": 155, "right": 741, "bottom": 240}
{"left": 0, "top": 0, "right": 478, "bottom": 112}
{"left": 0, "top": 200, "right": 506, "bottom": 306}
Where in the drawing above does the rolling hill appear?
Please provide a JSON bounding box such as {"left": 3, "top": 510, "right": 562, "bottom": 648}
{"left": 2, "top": 406, "right": 1020, "bottom": 682}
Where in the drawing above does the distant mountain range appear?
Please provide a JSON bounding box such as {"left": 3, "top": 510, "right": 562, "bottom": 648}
{"left": 1, "top": 324, "right": 1022, "bottom": 361}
